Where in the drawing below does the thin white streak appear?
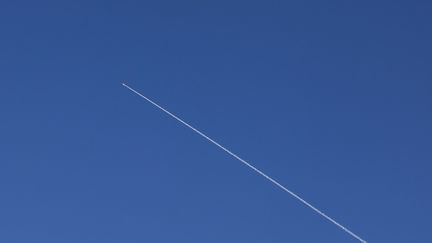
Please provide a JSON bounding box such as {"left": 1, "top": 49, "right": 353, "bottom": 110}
{"left": 122, "top": 83, "right": 367, "bottom": 243}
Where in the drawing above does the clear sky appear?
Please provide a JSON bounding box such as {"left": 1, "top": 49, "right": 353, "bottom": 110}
{"left": 1, "top": 1, "right": 431, "bottom": 242}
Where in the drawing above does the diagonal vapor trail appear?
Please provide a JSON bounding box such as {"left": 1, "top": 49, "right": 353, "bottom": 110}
{"left": 122, "top": 82, "right": 367, "bottom": 243}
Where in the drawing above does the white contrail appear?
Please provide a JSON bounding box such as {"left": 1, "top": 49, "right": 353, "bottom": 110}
{"left": 122, "top": 83, "right": 367, "bottom": 243}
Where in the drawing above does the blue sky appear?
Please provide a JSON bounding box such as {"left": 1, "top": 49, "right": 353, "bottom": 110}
{"left": 1, "top": 1, "right": 431, "bottom": 242}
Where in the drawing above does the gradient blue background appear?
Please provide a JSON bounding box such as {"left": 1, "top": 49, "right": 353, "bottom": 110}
{"left": 1, "top": 1, "right": 431, "bottom": 242}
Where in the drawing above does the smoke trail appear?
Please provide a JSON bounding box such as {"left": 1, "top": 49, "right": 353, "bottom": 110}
{"left": 122, "top": 83, "right": 367, "bottom": 243}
